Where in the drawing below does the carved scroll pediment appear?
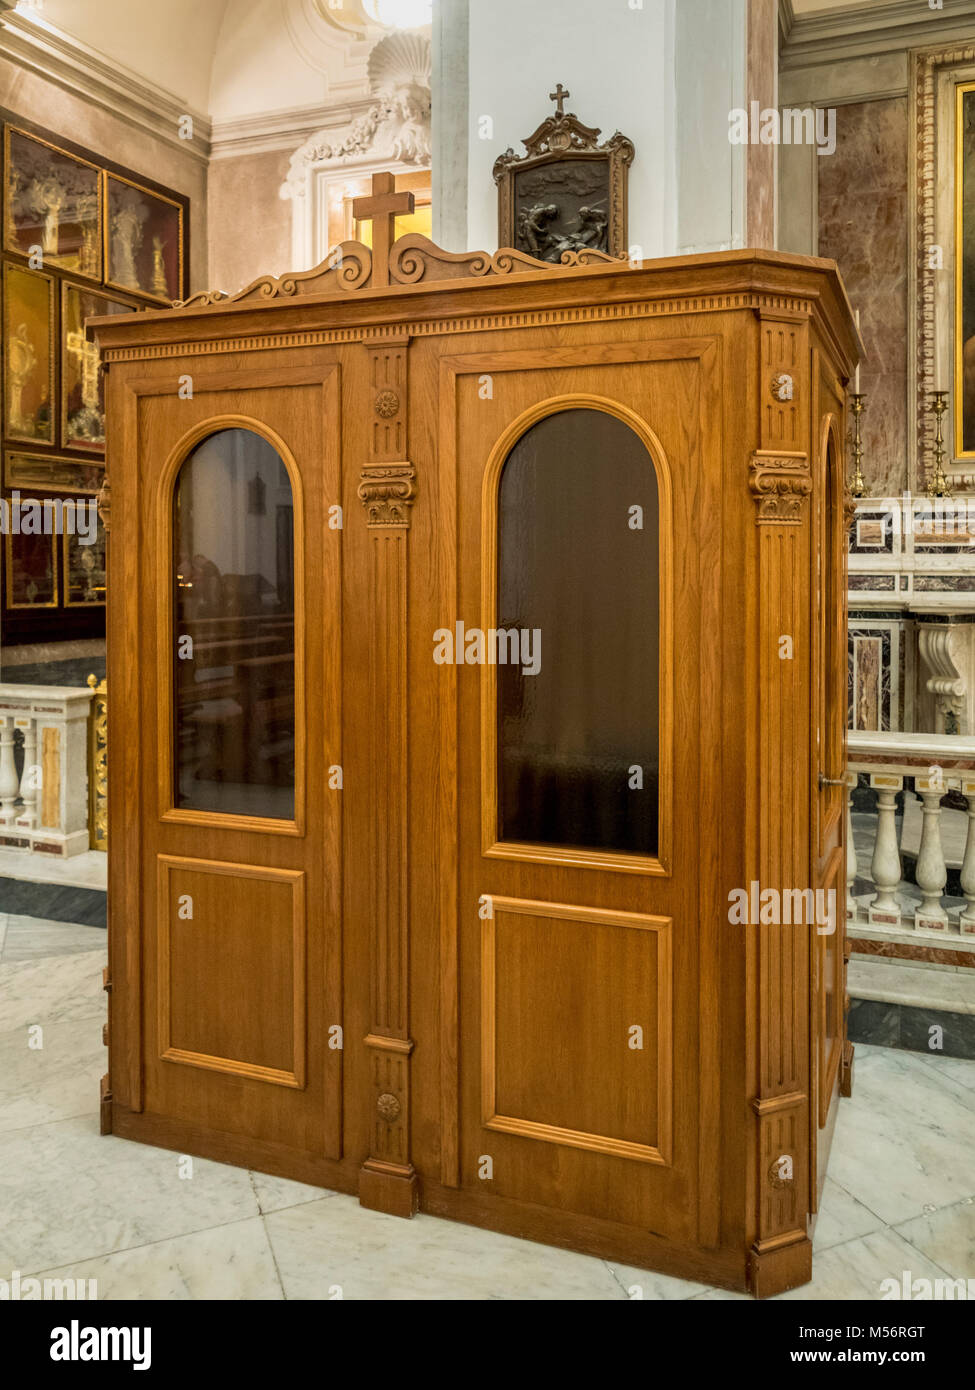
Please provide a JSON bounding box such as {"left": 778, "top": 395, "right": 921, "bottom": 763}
{"left": 493, "top": 115, "right": 634, "bottom": 170}
{"left": 174, "top": 230, "right": 623, "bottom": 310}
{"left": 387, "top": 232, "right": 620, "bottom": 285}
{"left": 175, "top": 242, "right": 372, "bottom": 308}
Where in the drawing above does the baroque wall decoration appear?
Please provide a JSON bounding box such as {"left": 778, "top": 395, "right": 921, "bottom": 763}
{"left": 281, "top": 30, "right": 432, "bottom": 269}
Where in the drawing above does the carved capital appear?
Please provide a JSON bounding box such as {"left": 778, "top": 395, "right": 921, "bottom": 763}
{"left": 357, "top": 462, "right": 416, "bottom": 527}
{"left": 843, "top": 484, "right": 857, "bottom": 533}
{"left": 96, "top": 475, "right": 111, "bottom": 533}
{"left": 749, "top": 451, "right": 811, "bottom": 525}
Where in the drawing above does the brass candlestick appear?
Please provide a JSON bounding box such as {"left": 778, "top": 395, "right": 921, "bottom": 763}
{"left": 849, "top": 393, "right": 866, "bottom": 497}
{"left": 926, "top": 390, "right": 951, "bottom": 499}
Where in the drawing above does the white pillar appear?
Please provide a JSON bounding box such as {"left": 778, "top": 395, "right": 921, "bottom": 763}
{"left": 914, "top": 774, "right": 948, "bottom": 931}
{"left": 868, "top": 774, "right": 904, "bottom": 926}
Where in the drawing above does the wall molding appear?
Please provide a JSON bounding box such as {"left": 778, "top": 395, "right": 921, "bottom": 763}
{"left": 0, "top": 8, "right": 211, "bottom": 162}
{"left": 781, "top": 0, "right": 975, "bottom": 71}
{"left": 209, "top": 99, "right": 376, "bottom": 160}
{"left": 778, "top": 0, "right": 795, "bottom": 44}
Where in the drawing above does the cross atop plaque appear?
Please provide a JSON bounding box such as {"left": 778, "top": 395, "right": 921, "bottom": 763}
{"left": 352, "top": 172, "right": 415, "bottom": 288}
{"left": 549, "top": 83, "right": 569, "bottom": 117}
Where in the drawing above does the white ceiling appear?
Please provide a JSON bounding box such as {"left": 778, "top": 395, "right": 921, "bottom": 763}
{"left": 19, "top": 0, "right": 232, "bottom": 111}
{"left": 12, "top": 0, "right": 392, "bottom": 118}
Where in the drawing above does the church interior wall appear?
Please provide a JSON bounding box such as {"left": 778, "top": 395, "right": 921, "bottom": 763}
{"left": 465, "top": 0, "right": 677, "bottom": 257}
{"left": 207, "top": 147, "right": 293, "bottom": 294}
{"left": 818, "top": 94, "right": 909, "bottom": 496}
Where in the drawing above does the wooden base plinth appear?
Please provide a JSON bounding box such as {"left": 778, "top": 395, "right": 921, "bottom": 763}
{"left": 359, "top": 1159, "right": 419, "bottom": 1218}
{"left": 748, "top": 1236, "right": 812, "bottom": 1298}
{"left": 840, "top": 1039, "right": 855, "bottom": 1098}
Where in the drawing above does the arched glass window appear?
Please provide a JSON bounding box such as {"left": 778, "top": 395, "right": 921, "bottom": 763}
{"left": 173, "top": 428, "right": 296, "bottom": 820}
{"left": 496, "top": 408, "right": 659, "bottom": 855}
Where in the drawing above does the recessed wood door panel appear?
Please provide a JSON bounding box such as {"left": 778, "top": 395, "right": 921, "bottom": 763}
{"left": 157, "top": 855, "right": 305, "bottom": 1087}
{"left": 444, "top": 341, "right": 719, "bottom": 1236}
{"left": 482, "top": 897, "right": 671, "bottom": 1164}
{"left": 130, "top": 365, "right": 342, "bottom": 1160}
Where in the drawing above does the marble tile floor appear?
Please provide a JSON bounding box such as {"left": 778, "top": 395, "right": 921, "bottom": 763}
{"left": 2, "top": 916, "right": 974, "bottom": 1300}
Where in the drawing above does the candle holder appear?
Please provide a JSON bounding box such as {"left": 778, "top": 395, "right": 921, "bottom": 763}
{"left": 926, "top": 390, "right": 952, "bottom": 499}
{"left": 849, "top": 393, "right": 866, "bottom": 498}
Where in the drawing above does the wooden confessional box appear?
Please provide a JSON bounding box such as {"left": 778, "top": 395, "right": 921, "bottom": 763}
{"left": 93, "top": 210, "right": 859, "bottom": 1298}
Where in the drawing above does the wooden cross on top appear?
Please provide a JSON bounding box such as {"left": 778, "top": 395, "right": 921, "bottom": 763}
{"left": 352, "top": 171, "right": 415, "bottom": 288}
{"left": 549, "top": 83, "right": 570, "bottom": 118}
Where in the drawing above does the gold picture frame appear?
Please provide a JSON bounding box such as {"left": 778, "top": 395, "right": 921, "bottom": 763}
{"left": 3, "top": 125, "right": 102, "bottom": 279}
{"left": 61, "top": 282, "right": 137, "bottom": 451}
{"left": 2, "top": 261, "right": 55, "bottom": 445}
{"left": 61, "top": 498, "right": 106, "bottom": 607}
{"left": 103, "top": 170, "right": 183, "bottom": 304}
{"left": 955, "top": 81, "right": 975, "bottom": 458}
{"left": 4, "top": 448, "right": 105, "bottom": 496}
{"left": 3, "top": 501, "right": 59, "bottom": 609}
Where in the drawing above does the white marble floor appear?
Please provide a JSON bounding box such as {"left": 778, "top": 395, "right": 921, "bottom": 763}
{"left": 2, "top": 913, "right": 974, "bottom": 1300}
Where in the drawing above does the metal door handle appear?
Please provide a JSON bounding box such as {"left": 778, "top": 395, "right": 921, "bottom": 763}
{"left": 818, "top": 772, "right": 847, "bottom": 790}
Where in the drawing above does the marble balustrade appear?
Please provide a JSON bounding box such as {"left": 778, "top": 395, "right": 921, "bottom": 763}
{"left": 0, "top": 685, "right": 95, "bottom": 858}
{"left": 847, "top": 730, "right": 975, "bottom": 937}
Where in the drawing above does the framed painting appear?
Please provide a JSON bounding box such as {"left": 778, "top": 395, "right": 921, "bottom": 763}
{"left": 61, "top": 283, "right": 137, "bottom": 450}
{"left": 2, "top": 262, "right": 55, "bottom": 444}
{"left": 62, "top": 500, "right": 106, "bottom": 606}
{"left": 4, "top": 449, "right": 105, "bottom": 496}
{"left": 3, "top": 125, "right": 102, "bottom": 279}
{"left": 3, "top": 509, "right": 58, "bottom": 610}
{"left": 956, "top": 82, "right": 975, "bottom": 458}
{"left": 104, "top": 172, "right": 183, "bottom": 303}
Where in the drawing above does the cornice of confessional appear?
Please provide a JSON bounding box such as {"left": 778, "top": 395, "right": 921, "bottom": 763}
{"left": 88, "top": 232, "right": 864, "bottom": 390}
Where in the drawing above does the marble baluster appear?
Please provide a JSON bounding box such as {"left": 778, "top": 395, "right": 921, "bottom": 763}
{"left": 959, "top": 778, "right": 975, "bottom": 935}
{"left": 0, "top": 716, "right": 20, "bottom": 826}
{"left": 914, "top": 775, "right": 948, "bottom": 931}
{"left": 868, "top": 773, "right": 903, "bottom": 927}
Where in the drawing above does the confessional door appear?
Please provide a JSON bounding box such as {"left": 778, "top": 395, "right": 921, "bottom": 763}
{"left": 132, "top": 372, "right": 342, "bottom": 1161}
{"left": 444, "top": 343, "right": 720, "bottom": 1237}
{"left": 812, "top": 393, "right": 850, "bottom": 1176}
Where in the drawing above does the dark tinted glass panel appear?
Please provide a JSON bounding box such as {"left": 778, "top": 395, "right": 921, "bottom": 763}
{"left": 497, "top": 409, "right": 659, "bottom": 854}
{"left": 173, "top": 428, "right": 296, "bottom": 819}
